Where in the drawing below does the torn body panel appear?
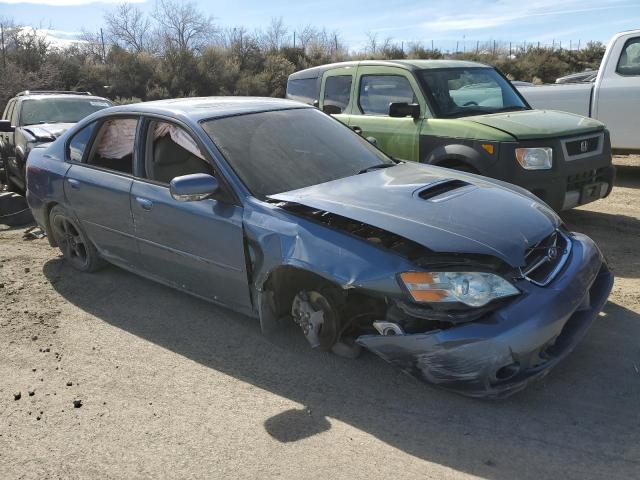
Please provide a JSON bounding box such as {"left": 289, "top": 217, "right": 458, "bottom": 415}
{"left": 357, "top": 233, "right": 613, "bottom": 398}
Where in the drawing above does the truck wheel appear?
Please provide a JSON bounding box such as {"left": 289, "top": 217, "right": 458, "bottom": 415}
{"left": 49, "top": 205, "right": 105, "bottom": 272}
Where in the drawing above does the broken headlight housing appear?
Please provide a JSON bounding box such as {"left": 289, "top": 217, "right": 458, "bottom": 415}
{"left": 399, "top": 271, "right": 519, "bottom": 307}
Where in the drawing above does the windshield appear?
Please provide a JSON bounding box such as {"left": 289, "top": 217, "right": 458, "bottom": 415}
{"left": 20, "top": 98, "right": 111, "bottom": 126}
{"left": 202, "top": 108, "right": 393, "bottom": 198}
{"left": 417, "top": 67, "right": 528, "bottom": 118}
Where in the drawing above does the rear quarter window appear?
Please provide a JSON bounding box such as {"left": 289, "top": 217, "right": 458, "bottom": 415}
{"left": 286, "top": 78, "right": 317, "bottom": 104}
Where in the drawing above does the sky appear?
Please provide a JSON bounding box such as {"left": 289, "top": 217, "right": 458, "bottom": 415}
{"left": 0, "top": 0, "right": 639, "bottom": 52}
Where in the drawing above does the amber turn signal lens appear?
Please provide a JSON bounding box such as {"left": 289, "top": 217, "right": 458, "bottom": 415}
{"left": 481, "top": 144, "right": 494, "bottom": 155}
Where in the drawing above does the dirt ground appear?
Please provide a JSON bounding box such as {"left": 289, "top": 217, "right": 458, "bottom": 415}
{"left": 1, "top": 157, "right": 639, "bottom": 480}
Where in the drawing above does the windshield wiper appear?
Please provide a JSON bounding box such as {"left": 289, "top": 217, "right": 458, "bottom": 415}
{"left": 357, "top": 163, "right": 395, "bottom": 174}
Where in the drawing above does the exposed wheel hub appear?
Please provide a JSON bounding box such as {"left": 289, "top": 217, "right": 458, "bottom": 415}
{"left": 291, "top": 291, "right": 336, "bottom": 350}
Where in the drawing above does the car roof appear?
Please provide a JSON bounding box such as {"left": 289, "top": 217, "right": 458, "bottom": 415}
{"left": 104, "top": 96, "right": 309, "bottom": 121}
{"left": 289, "top": 59, "right": 489, "bottom": 80}
{"left": 17, "top": 94, "right": 111, "bottom": 102}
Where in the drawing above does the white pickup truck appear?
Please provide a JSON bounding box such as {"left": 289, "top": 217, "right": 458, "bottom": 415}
{"left": 518, "top": 30, "right": 640, "bottom": 154}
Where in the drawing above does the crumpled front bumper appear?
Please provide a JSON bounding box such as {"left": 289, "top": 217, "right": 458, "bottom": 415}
{"left": 356, "top": 232, "right": 614, "bottom": 399}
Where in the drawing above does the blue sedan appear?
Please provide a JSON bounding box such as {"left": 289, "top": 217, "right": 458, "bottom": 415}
{"left": 26, "top": 97, "right": 613, "bottom": 398}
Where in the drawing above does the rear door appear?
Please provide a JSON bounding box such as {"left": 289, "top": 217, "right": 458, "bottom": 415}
{"left": 64, "top": 116, "right": 139, "bottom": 267}
{"left": 318, "top": 66, "right": 357, "bottom": 127}
{"left": 348, "top": 66, "right": 425, "bottom": 161}
{"left": 594, "top": 33, "right": 640, "bottom": 151}
{"left": 130, "top": 117, "right": 252, "bottom": 310}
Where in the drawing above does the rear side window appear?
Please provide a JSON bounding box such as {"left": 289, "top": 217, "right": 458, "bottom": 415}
{"left": 85, "top": 118, "right": 138, "bottom": 174}
{"left": 359, "top": 75, "right": 416, "bottom": 116}
{"left": 617, "top": 37, "right": 640, "bottom": 76}
{"left": 68, "top": 122, "right": 97, "bottom": 162}
{"left": 323, "top": 75, "right": 352, "bottom": 113}
{"left": 286, "top": 78, "right": 317, "bottom": 104}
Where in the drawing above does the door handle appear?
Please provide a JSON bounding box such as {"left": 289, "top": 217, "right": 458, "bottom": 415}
{"left": 135, "top": 197, "right": 153, "bottom": 211}
{"left": 67, "top": 178, "right": 80, "bottom": 189}
{"left": 351, "top": 126, "right": 362, "bottom": 135}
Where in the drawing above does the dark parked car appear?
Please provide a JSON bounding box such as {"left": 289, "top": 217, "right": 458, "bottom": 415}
{"left": 0, "top": 91, "right": 112, "bottom": 193}
{"left": 26, "top": 97, "right": 613, "bottom": 398}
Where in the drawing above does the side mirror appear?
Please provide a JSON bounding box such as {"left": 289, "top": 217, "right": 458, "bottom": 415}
{"left": 170, "top": 173, "right": 219, "bottom": 202}
{"left": 322, "top": 104, "right": 342, "bottom": 115}
{"left": 312, "top": 99, "right": 319, "bottom": 108}
{"left": 0, "top": 120, "right": 15, "bottom": 132}
{"left": 389, "top": 102, "right": 420, "bottom": 119}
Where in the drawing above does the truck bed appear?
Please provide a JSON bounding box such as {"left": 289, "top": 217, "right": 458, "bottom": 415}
{"left": 517, "top": 83, "right": 593, "bottom": 118}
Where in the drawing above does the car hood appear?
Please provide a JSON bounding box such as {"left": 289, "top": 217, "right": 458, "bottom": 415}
{"left": 270, "top": 162, "right": 560, "bottom": 268}
{"left": 21, "top": 123, "right": 75, "bottom": 142}
{"left": 464, "top": 109, "right": 604, "bottom": 140}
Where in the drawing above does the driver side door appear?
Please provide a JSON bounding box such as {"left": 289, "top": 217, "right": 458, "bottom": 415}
{"left": 347, "top": 66, "right": 425, "bottom": 161}
{"left": 130, "top": 117, "right": 252, "bottom": 311}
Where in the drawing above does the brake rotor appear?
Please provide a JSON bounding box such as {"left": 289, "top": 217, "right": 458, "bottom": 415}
{"left": 291, "top": 291, "right": 339, "bottom": 350}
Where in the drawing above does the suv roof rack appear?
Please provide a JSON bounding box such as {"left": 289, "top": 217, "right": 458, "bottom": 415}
{"left": 16, "top": 90, "right": 92, "bottom": 97}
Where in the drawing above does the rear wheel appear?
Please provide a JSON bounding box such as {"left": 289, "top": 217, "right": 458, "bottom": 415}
{"left": 49, "top": 205, "right": 104, "bottom": 272}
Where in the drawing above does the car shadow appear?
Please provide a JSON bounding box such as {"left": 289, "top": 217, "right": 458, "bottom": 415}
{"left": 561, "top": 210, "right": 639, "bottom": 280}
{"left": 42, "top": 258, "right": 640, "bottom": 479}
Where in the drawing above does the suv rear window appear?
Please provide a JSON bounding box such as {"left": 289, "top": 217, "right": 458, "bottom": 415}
{"left": 286, "top": 78, "right": 317, "bottom": 104}
{"left": 323, "top": 75, "right": 352, "bottom": 113}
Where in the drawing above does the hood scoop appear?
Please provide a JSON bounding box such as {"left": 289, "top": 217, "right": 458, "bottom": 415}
{"left": 418, "top": 179, "right": 473, "bottom": 201}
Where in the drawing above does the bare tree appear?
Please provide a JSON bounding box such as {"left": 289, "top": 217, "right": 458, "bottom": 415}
{"left": 152, "top": 0, "right": 216, "bottom": 51}
{"left": 261, "top": 17, "right": 287, "bottom": 51}
{"left": 104, "top": 2, "right": 153, "bottom": 53}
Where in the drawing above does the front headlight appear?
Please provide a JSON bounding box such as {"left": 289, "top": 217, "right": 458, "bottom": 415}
{"left": 399, "top": 271, "right": 519, "bottom": 307}
{"left": 515, "top": 147, "right": 552, "bottom": 170}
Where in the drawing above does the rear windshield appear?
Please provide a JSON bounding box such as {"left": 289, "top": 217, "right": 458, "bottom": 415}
{"left": 417, "top": 67, "right": 528, "bottom": 118}
{"left": 20, "top": 98, "right": 112, "bottom": 126}
{"left": 201, "top": 108, "right": 392, "bottom": 198}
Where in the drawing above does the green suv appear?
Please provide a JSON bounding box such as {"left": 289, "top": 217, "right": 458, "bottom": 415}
{"left": 286, "top": 60, "right": 614, "bottom": 211}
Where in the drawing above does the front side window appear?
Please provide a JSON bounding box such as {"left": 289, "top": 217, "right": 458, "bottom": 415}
{"left": 86, "top": 118, "right": 137, "bottom": 174}
{"left": 418, "top": 67, "right": 528, "bottom": 118}
{"left": 323, "top": 75, "right": 353, "bottom": 113}
{"left": 201, "top": 108, "right": 392, "bottom": 199}
{"left": 19, "top": 98, "right": 111, "bottom": 126}
{"left": 617, "top": 37, "right": 640, "bottom": 76}
{"left": 359, "top": 75, "right": 416, "bottom": 116}
{"left": 145, "top": 121, "right": 213, "bottom": 184}
{"left": 68, "top": 122, "right": 97, "bottom": 162}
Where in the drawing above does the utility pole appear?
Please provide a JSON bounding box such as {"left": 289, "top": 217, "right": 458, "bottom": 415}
{"left": 100, "top": 28, "right": 106, "bottom": 63}
{"left": 293, "top": 31, "right": 296, "bottom": 48}
{"left": 431, "top": 39, "right": 434, "bottom": 51}
{"left": 0, "top": 23, "right": 5, "bottom": 69}
{"left": 476, "top": 40, "right": 479, "bottom": 54}
{"left": 456, "top": 41, "right": 459, "bottom": 53}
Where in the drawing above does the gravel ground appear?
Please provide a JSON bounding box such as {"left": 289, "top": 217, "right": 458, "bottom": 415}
{"left": 1, "top": 157, "right": 639, "bottom": 480}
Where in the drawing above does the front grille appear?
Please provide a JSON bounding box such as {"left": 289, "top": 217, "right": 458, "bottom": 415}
{"left": 565, "top": 136, "right": 599, "bottom": 156}
{"left": 561, "top": 132, "right": 604, "bottom": 161}
{"left": 566, "top": 167, "right": 610, "bottom": 191}
{"left": 521, "top": 230, "right": 571, "bottom": 286}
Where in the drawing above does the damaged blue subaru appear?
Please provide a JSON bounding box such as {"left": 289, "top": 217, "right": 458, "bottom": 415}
{"left": 26, "top": 97, "right": 614, "bottom": 398}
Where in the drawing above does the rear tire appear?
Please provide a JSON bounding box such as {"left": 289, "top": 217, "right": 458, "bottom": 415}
{"left": 49, "top": 205, "right": 105, "bottom": 272}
